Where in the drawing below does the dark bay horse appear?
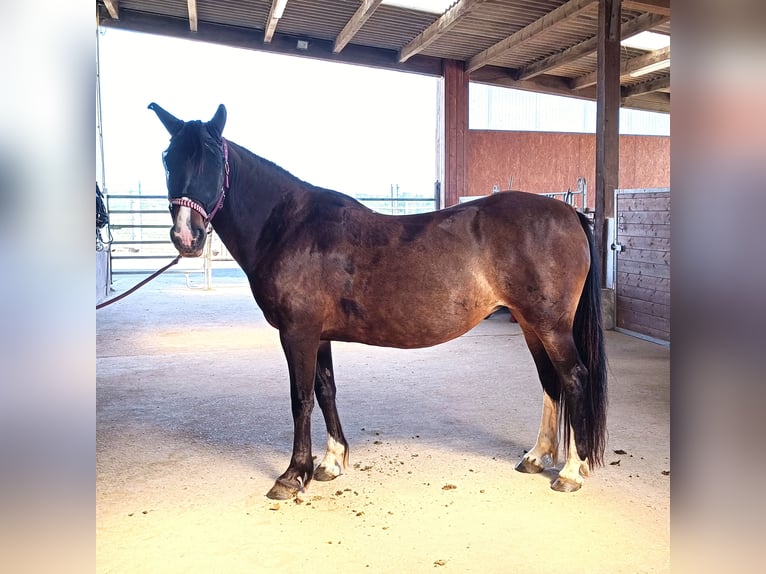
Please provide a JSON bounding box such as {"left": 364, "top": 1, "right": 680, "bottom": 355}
{"left": 149, "top": 103, "right": 607, "bottom": 499}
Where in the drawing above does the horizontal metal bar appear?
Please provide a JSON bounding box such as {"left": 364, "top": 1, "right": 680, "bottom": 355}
{"left": 108, "top": 210, "right": 169, "bottom": 214}
{"left": 110, "top": 255, "right": 181, "bottom": 260}
{"left": 358, "top": 197, "right": 436, "bottom": 202}
{"left": 109, "top": 224, "right": 170, "bottom": 229}
{"left": 107, "top": 195, "right": 167, "bottom": 200}
{"left": 110, "top": 240, "right": 173, "bottom": 245}
{"left": 112, "top": 268, "right": 204, "bottom": 275}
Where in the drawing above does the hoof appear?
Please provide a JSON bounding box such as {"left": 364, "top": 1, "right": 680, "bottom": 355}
{"left": 314, "top": 465, "right": 341, "bottom": 482}
{"left": 551, "top": 476, "right": 582, "bottom": 493}
{"left": 515, "top": 457, "right": 545, "bottom": 474}
{"left": 266, "top": 478, "right": 303, "bottom": 500}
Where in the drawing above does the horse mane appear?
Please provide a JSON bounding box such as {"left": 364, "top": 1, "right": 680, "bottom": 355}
{"left": 230, "top": 141, "right": 372, "bottom": 211}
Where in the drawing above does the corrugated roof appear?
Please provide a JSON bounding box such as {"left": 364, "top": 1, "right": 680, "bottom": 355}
{"left": 98, "top": 0, "right": 670, "bottom": 113}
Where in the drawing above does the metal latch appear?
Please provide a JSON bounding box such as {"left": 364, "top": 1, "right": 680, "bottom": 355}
{"left": 611, "top": 242, "right": 624, "bottom": 252}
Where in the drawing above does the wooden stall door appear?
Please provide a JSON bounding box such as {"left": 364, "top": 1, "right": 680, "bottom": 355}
{"left": 614, "top": 189, "right": 670, "bottom": 342}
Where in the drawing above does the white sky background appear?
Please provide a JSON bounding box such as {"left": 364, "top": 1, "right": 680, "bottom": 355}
{"left": 98, "top": 28, "right": 440, "bottom": 198}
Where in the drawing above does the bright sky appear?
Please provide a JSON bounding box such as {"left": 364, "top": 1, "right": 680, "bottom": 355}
{"left": 97, "top": 28, "right": 440, "bottom": 198}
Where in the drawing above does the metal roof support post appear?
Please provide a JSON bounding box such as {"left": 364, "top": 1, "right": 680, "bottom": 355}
{"left": 595, "top": 0, "right": 621, "bottom": 286}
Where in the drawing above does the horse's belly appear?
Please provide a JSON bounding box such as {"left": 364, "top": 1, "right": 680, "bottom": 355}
{"left": 324, "top": 299, "right": 495, "bottom": 350}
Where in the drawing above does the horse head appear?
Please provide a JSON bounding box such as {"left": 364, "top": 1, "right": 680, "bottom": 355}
{"left": 148, "top": 103, "right": 228, "bottom": 257}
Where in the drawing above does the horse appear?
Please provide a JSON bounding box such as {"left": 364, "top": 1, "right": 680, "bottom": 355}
{"left": 149, "top": 103, "right": 607, "bottom": 500}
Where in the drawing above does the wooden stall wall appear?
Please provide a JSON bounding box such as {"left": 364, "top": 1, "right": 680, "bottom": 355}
{"left": 615, "top": 189, "right": 670, "bottom": 342}
{"left": 465, "top": 130, "right": 669, "bottom": 206}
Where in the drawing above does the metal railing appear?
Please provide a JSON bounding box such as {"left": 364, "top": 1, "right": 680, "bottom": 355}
{"left": 542, "top": 177, "right": 588, "bottom": 211}
{"left": 105, "top": 194, "right": 234, "bottom": 289}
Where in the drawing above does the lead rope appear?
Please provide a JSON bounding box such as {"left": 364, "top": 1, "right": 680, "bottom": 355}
{"left": 96, "top": 255, "right": 181, "bottom": 310}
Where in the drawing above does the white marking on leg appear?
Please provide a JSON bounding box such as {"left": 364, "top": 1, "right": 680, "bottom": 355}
{"left": 317, "top": 434, "right": 346, "bottom": 479}
{"left": 558, "top": 426, "right": 589, "bottom": 486}
{"left": 521, "top": 392, "right": 559, "bottom": 469}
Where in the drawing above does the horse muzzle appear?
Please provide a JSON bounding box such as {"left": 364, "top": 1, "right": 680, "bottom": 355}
{"left": 170, "top": 203, "right": 207, "bottom": 257}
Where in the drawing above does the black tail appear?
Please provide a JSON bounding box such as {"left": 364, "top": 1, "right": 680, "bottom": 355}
{"left": 567, "top": 212, "right": 608, "bottom": 467}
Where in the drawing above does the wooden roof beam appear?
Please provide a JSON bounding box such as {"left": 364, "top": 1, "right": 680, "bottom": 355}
{"left": 465, "top": 0, "right": 597, "bottom": 73}
{"left": 623, "top": 0, "right": 670, "bottom": 17}
{"left": 334, "top": 0, "right": 383, "bottom": 53}
{"left": 572, "top": 44, "right": 670, "bottom": 89}
{"left": 264, "top": 0, "right": 289, "bottom": 43}
{"left": 516, "top": 12, "right": 669, "bottom": 81}
{"left": 622, "top": 91, "right": 670, "bottom": 113}
{"left": 398, "top": 0, "right": 490, "bottom": 63}
{"left": 621, "top": 74, "right": 670, "bottom": 98}
{"left": 187, "top": 0, "right": 198, "bottom": 32}
{"left": 103, "top": 0, "right": 119, "bottom": 20}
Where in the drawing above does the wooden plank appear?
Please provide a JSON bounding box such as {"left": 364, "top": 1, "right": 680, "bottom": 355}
{"left": 620, "top": 235, "right": 670, "bottom": 251}
{"left": 516, "top": 12, "right": 668, "bottom": 81}
{"left": 622, "top": 74, "right": 670, "bottom": 99}
{"left": 616, "top": 294, "right": 669, "bottom": 318}
{"left": 104, "top": 0, "right": 119, "bottom": 19}
{"left": 616, "top": 283, "right": 670, "bottom": 306}
{"left": 617, "top": 316, "right": 669, "bottom": 341}
{"left": 187, "top": 0, "right": 198, "bottom": 32}
{"left": 466, "top": 0, "right": 597, "bottom": 73}
{"left": 618, "top": 259, "right": 670, "bottom": 279}
{"left": 618, "top": 247, "right": 670, "bottom": 265}
{"left": 617, "top": 271, "right": 669, "bottom": 291}
{"left": 617, "top": 308, "right": 669, "bottom": 335}
{"left": 264, "top": 0, "right": 288, "bottom": 43}
{"left": 619, "top": 210, "right": 671, "bottom": 224}
{"left": 622, "top": 0, "right": 671, "bottom": 17}
{"left": 617, "top": 222, "right": 670, "bottom": 238}
{"left": 334, "top": 0, "right": 383, "bottom": 54}
{"left": 572, "top": 45, "right": 670, "bottom": 90}
{"left": 399, "top": 0, "right": 490, "bottom": 63}
{"left": 618, "top": 196, "right": 671, "bottom": 211}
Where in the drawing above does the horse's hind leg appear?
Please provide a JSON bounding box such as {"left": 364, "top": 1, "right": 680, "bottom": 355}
{"left": 539, "top": 330, "right": 592, "bottom": 493}
{"left": 313, "top": 341, "right": 349, "bottom": 482}
{"left": 554, "top": 429, "right": 591, "bottom": 492}
{"left": 516, "top": 329, "right": 560, "bottom": 474}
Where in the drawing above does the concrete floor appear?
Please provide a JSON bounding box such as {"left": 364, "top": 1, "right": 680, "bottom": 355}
{"left": 97, "top": 269, "right": 669, "bottom": 573}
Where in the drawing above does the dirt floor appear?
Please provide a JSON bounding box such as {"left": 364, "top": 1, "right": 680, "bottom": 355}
{"left": 97, "top": 269, "right": 669, "bottom": 573}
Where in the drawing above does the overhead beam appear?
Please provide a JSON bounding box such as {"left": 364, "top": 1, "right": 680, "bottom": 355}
{"left": 187, "top": 0, "right": 198, "bottom": 32}
{"left": 622, "top": 0, "right": 670, "bottom": 16}
{"left": 516, "top": 12, "right": 668, "bottom": 80}
{"left": 399, "top": 0, "right": 490, "bottom": 63}
{"left": 621, "top": 73, "right": 670, "bottom": 98}
{"left": 621, "top": 91, "right": 669, "bottom": 113}
{"left": 264, "top": 0, "right": 288, "bottom": 43}
{"left": 103, "top": 0, "right": 119, "bottom": 20}
{"left": 334, "top": 0, "right": 383, "bottom": 53}
{"left": 471, "top": 65, "right": 597, "bottom": 100}
{"left": 572, "top": 44, "right": 669, "bottom": 89}
{"left": 466, "top": 0, "right": 597, "bottom": 73}
{"left": 99, "top": 9, "right": 443, "bottom": 77}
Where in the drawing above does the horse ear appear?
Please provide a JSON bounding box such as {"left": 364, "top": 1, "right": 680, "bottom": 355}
{"left": 207, "top": 104, "right": 227, "bottom": 139}
{"left": 148, "top": 103, "right": 184, "bottom": 136}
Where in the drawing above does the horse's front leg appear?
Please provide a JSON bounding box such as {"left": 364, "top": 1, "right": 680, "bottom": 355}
{"left": 516, "top": 391, "right": 558, "bottom": 474}
{"left": 313, "top": 341, "right": 349, "bottom": 482}
{"left": 267, "top": 332, "right": 320, "bottom": 500}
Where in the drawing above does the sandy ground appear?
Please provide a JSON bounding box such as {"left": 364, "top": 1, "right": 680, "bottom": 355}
{"left": 97, "top": 270, "right": 669, "bottom": 573}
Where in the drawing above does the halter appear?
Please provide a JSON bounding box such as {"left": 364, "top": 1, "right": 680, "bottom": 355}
{"left": 170, "top": 138, "right": 229, "bottom": 224}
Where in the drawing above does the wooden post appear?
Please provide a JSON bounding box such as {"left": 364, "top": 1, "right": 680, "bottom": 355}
{"left": 595, "top": 0, "right": 621, "bottom": 286}
{"left": 442, "top": 59, "right": 468, "bottom": 208}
